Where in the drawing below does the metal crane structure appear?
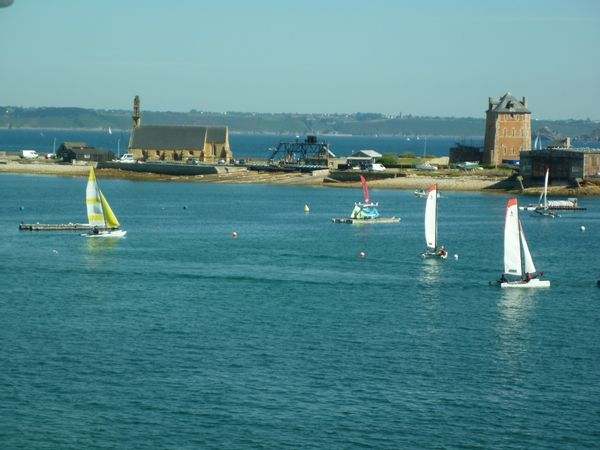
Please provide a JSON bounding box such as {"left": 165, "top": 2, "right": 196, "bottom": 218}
{"left": 269, "top": 135, "right": 334, "bottom": 167}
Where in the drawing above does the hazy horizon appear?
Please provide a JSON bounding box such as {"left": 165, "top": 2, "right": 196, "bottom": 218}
{"left": 1, "top": 0, "right": 599, "bottom": 120}
{"left": 4, "top": 104, "right": 599, "bottom": 124}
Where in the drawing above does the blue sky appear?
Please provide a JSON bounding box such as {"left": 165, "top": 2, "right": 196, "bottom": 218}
{"left": 1, "top": 0, "right": 599, "bottom": 119}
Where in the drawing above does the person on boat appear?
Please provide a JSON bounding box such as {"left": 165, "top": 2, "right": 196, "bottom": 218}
{"left": 500, "top": 274, "right": 508, "bottom": 283}
{"left": 438, "top": 246, "right": 447, "bottom": 258}
{"left": 525, "top": 272, "right": 532, "bottom": 282}
{"left": 92, "top": 226, "right": 99, "bottom": 235}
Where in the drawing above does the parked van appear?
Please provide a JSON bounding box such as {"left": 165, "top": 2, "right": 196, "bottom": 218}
{"left": 119, "top": 153, "right": 135, "bottom": 163}
{"left": 368, "top": 163, "right": 386, "bottom": 172}
{"left": 20, "top": 150, "right": 39, "bottom": 159}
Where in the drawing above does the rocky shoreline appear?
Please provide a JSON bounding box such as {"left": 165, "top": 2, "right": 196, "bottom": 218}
{"left": 2, "top": 160, "right": 599, "bottom": 195}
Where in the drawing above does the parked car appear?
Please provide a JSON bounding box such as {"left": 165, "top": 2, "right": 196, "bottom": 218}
{"left": 119, "top": 153, "right": 135, "bottom": 163}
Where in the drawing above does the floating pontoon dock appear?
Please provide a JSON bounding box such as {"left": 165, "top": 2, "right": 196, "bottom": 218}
{"left": 331, "top": 217, "right": 401, "bottom": 224}
{"left": 19, "top": 223, "right": 93, "bottom": 231}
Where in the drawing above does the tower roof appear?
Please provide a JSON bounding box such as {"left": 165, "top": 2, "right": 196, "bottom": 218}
{"left": 488, "top": 92, "right": 530, "bottom": 114}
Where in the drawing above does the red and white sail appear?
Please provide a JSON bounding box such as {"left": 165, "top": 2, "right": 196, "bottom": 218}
{"left": 504, "top": 198, "right": 522, "bottom": 276}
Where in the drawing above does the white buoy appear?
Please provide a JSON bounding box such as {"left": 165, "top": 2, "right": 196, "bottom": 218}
{"left": 52, "top": 249, "right": 58, "bottom": 254}
{"left": 454, "top": 254, "right": 459, "bottom": 260}
{"left": 580, "top": 226, "right": 586, "bottom": 232}
{"left": 232, "top": 231, "right": 238, "bottom": 238}
{"left": 359, "top": 251, "right": 366, "bottom": 258}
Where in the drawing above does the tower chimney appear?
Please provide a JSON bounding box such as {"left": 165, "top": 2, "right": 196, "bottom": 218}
{"left": 522, "top": 96, "right": 527, "bottom": 108}
{"left": 132, "top": 95, "right": 141, "bottom": 128}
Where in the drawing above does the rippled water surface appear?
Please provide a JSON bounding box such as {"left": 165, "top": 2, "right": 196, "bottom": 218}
{"left": 1, "top": 174, "right": 599, "bottom": 449}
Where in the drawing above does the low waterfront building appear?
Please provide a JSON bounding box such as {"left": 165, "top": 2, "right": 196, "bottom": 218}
{"left": 56, "top": 142, "right": 114, "bottom": 163}
{"left": 127, "top": 95, "right": 233, "bottom": 163}
{"left": 346, "top": 150, "right": 382, "bottom": 169}
{"left": 483, "top": 93, "right": 531, "bottom": 165}
{"left": 449, "top": 143, "right": 483, "bottom": 164}
{"left": 520, "top": 147, "right": 600, "bottom": 182}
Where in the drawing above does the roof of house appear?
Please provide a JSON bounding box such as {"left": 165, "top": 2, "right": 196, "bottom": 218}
{"left": 68, "top": 148, "right": 113, "bottom": 156}
{"left": 130, "top": 125, "right": 228, "bottom": 150}
{"left": 60, "top": 142, "right": 91, "bottom": 150}
{"left": 349, "top": 149, "right": 382, "bottom": 158}
{"left": 489, "top": 92, "right": 530, "bottom": 114}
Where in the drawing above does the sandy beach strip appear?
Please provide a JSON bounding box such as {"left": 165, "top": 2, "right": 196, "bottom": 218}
{"left": 0, "top": 161, "right": 503, "bottom": 190}
{"left": 2, "top": 160, "right": 598, "bottom": 195}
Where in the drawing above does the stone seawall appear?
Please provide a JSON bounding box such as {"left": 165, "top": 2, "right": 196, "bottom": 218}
{"left": 98, "top": 161, "right": 221, "bottom": 176}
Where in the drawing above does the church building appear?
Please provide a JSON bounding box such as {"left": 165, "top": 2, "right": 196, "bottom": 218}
{"left": 128, "top": 96, "right": 233, "bottom": 163}
{"left": 483, "top": 93, "right": 531, "bottom": 165}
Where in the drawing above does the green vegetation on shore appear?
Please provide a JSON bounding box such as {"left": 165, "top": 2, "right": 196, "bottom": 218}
{"left": 2, "top": 106, "right": 600, "bottom": 139}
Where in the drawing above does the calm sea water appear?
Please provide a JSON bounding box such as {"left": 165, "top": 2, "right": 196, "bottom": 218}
{"left": 1, "top": 173, "right": 600, "bottom": 449}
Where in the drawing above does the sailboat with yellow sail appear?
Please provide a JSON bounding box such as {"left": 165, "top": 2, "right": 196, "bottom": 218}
{"left": 83, "top": 167, "right": 126, "bottom": 238}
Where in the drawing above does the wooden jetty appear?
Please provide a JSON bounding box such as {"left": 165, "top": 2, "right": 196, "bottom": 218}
{"left": 19, "top": 223, "right": 92, "bottom": 231}
{"left": 331, "top": 217, "right": 401, "bottom": 224}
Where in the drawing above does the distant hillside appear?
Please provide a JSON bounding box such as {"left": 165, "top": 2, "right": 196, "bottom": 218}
{"left": 1, "top": 106, "right": 599, "bottom": 140}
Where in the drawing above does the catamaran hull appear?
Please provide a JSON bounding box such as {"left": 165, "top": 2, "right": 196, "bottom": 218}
{"left": 421, "top": 251, "right": 447, "bottom": 259}
{"left": 332, "top": 217, "right": 400, "bottom": 224}
{"left": 501, "top": 279, "right": 550, "bottom": 288}
{"left": 83, "top": 230, "right": 127, "bottom": 238}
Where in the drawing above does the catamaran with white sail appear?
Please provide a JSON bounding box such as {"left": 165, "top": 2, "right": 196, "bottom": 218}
{"left": 84, "top": 167, "right": 126, "bottom": 238}
{"left": 499, "top": 198, "right": 549, "bottom": 288}
{"left": 520, "top": 168, "right": 559, "bottom": 217}
{"left": 422, "top": 185, "right": 447, "bottom": 258}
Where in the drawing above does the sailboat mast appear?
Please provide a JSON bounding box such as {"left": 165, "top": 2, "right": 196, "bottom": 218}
{"left": 100, "top": 189, "right": 108, "bottom": 229}
{"left": 434, "top": 184, "right": 438, "bottom": 250}
{"left": 517, "top": 207, "right": 524, "bottom": 275}
{"left": 544, "top": 168, "right": 549, "bottom": 209}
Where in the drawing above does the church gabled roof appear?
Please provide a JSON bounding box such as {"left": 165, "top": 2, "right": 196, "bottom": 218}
{"left": 488, "top": 92, "right": 530, "bottom": 114}
{"left": 130, "top": 125, "right": 228, "bottom": 150}
{"left": 206, "top": 126, "right": 227, "bottom": 143}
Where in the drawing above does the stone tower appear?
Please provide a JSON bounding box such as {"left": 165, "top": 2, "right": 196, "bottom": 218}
{"left": 132, "top": 95, "right": 141, "bottom": 128}
{"left": 483, "top": 93, "right": 531, "bottom": 165}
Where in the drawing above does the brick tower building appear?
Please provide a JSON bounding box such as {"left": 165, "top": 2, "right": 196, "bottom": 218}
{"left": 483, "top": 93, "right": 531, "bottom": 165}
